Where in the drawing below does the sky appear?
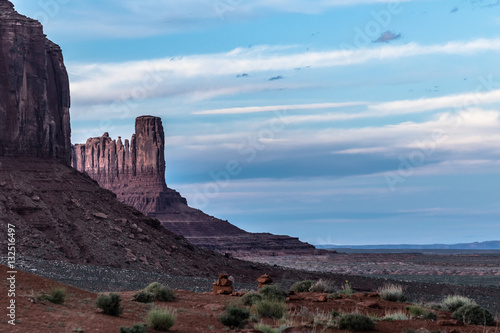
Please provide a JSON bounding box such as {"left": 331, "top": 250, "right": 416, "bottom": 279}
{"left": 10, "top": 0, "right": 500, "bottom": 245}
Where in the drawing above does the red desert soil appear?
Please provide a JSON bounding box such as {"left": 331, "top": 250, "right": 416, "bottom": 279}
{"left": 1, "top": 264, "right": 498, "bottom": 333}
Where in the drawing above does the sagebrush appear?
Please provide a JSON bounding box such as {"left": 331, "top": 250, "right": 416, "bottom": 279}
{"left": 441, "top": 295, "right": 476, "bottom": 312}
{"left": 253, "top": 299, "right": 287, "bottom": 319}
{"left": 147, "top": 307, "right": 177, "bottom": 331}
{"left": 259, "top": 284, "right": 288, "bottom": 302}
{"left": 378, "top": 283, "right": 406, "bottom": 302}
{"left": 338, "top": 313, "right": 375, "bottom": 331}
{"left": 96, "top": 293, "right": 123, "bottom": 316}
{"left": 219, "top": 305, "right": 250, "bottom": 328}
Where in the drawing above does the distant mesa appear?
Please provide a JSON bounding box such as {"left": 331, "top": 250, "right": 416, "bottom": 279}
{"left": 72, "top": 116, "right": 317, "bottom": 256}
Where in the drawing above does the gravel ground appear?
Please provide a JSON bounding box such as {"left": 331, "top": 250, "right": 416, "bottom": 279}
{"left": 0, "top": 256, "right": 258, "bottom": 293}
{"left": 2, "top": 255, "right": 499, "bottom": 316}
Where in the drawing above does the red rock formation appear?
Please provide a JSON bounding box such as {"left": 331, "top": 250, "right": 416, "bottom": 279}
{"left": 0, "top": 0, "right": 71, "bottom": 165}
{"left": 72, "top": 116, "right": 318, "bottom": 256}
{"left": 212, "top": 273, "right": 234, "bottom": 294}
{"left": 72, "top": 116, "right": 187, "bottom": 214}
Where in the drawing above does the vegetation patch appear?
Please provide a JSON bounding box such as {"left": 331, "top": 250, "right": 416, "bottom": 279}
{"left": 259, "top": 284, "right": 288, "bottom": 302}
{"left": 254, "top": 323, "right": 280, "bottom": 333}
{"left": 96, "top": 293, "right": 123, "bottom": 316}
{"left": 451, "top": 304, "right": 495, "bottom": 326}
{"left": 240, "top": 292, "right": 263, "bottom": 306}
{"left": 339, "top": 280, "right": 354, "bottom": 296}
{"left": 145, "top": 282, "right": 175, "bottom": 302}
{"left": 290, "top": 280, "right": 314, "bottom": 293}
{"left": 309, "top": 279, "right": 336, "bottom": 293}
{"left": 119, "top": 324, "right": 146, "bottom": 333}
{"left": 42, "top": 288, "right": 66, "bottom": 305}
{"left": 407, "top": 305, "right": 437, "bottom": 320}
{"left": 338, "top": 313, "right": 375, "bottom": 331}
{"left": 441, "top": 295, "right": 476, "bottom": 312}
{"left": 132, "top": 291, "right": 155, "bottom": 303}
{"left": 147, "top": 307, "right": 177, "bottom": 331}
{"left": 219, "top": 305, "right": 250, "bottom": 328}
{"left": 253, "top": 299, "right": 287, "bottom": 319}
{"left": 383, "top": 311, "right": 408, "bottom": 321}
{"left": 378, "top": 283, "right": 406, "bottom": 302}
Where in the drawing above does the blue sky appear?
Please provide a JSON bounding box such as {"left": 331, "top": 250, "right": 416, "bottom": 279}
{"left": 11, "top": 0, "right": 500, "bottom": 245}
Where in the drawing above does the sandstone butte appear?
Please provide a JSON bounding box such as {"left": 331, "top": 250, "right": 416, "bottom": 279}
{"left": 0, "top": 0, "right": 71, "bottom": 165}
{"left": 0, "top": 0, "right": 308, "bottom": 277}
{"left": 72, "top": 117, "right": 318, "bottom": 256}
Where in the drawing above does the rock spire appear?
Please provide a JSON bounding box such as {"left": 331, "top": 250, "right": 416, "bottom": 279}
{"left": 72, "top": 116, "right": 187, "bottom": 214}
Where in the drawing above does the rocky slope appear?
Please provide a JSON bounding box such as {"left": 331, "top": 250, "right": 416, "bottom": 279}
{"left": 72, "top": 117, "right": 317, "bottom": 255}
{"left": 0, "top": 1, "right": 299, "bottom": 275}
{"left": 0, "top": 0, "right": 71, "bottom": 165}
{"left": 0, "top": 157, "right": 287, "bottom": 276}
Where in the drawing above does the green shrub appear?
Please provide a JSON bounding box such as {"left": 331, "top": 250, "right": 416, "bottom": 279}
{"left": 259, "top": 284, "right": 288, "bottom": 302}
{"left": 253, "top": 300, "right": 286, "bottom": 319}
{"left": 338, "top": 313, "right": 375, "bottom": 331}
{"left": 219, "top": 305, "right": 250, "bottom": 328}
{"left": 290, "top": 280, "right": 314, "bottom": 293}
{"left": 401, "top": 330, "right": 417, "bottom": 333}
{"left": 119, "top": 324, "right": 146, "bottom": 333}
{"left": 133, "top": 291, "right": 155, "bottom": 303}
{"left": 339, "top": 280, "right": 354, "bottom": 296}
{"left": 378, "top": 283, "right": 406, "bottom": 302}
{"left": 240, "top": 292, "right": 263, "bottom": 306}
{"left": 451, "top": 304, "right": 495, "bottom": 326}
{"left": 45, "top": 288, "right": 66, "bottom": 305}
{"left": 96, "top": 293, "right": 123, "bottom": 316}
{"left": 407, "top": 305, "right": 437, "bottom": 320}
{"left": 309, "top": 279, "right": 336, "bottom": 293}
{"left": 383, "top": 311, "right": 408, "bottom": 321}
{"left": 254, "top": 323, "right": 280, "bottom": 333}
{"left": 147, "top": 307, "right": 176, "bottom": 331}
{"left": 145, "top": 282, "right": 175, "bottom": 302}
{"left": 441, "top": 295, "right": 476, "bottom": 312}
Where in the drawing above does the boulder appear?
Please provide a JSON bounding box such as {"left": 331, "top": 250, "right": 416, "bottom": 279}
{"left": 213, "top": 273, "right": 234, "bottom": 294}
{"left": 257, "top": 274, "right": 273, "bottom": 289}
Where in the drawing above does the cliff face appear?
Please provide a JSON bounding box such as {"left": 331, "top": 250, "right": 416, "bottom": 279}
{"left": 73, "top": 116, "right": 317, "bottom": 256}
{"left": 72, "top": 116, "right": 187, "bottom": 215}
{"left": 0, "top": 0, "right": 71, "bottom": 165}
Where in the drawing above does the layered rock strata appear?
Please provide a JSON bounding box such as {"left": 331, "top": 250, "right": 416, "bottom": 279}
{"left": 73, "top": 117, "right": 317, "bottom": 255}
{"left": 72, "top": 116, "right": 187, "bottom": 214}
{"left": 0, "top": 0, "right": 71, "bottom": 165}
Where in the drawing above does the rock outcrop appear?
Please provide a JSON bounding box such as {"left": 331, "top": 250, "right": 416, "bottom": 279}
{"left": 72, "top": 116, "right": 187, "bottom": 214}
{"left": 73, "top": 117, "right": 317, "bottom": 256}
{"left": 0, "top": 0, "right": 71, "bottom": 165}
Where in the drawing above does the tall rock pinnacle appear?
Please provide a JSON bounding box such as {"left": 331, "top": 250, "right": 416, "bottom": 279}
{"left": 0, "top": 0, "right": 71, "bottom": 165}
{"left": 73, "top": 116, "right": 317, "bottom": 256}
{"left": 72, "top": 116, "right": 187, "bottom": 214}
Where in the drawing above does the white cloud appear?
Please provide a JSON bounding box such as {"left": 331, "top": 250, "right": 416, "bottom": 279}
{"left": 69, "top": 38, "right": 500, "bottom": 106}
{"left": 193, "top": 102, "right": 368, "bottom": 115}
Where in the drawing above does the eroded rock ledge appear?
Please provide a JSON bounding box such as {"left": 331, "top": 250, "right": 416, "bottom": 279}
{"left": 72, "top": 116, "right": 317, "bottom": 255}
